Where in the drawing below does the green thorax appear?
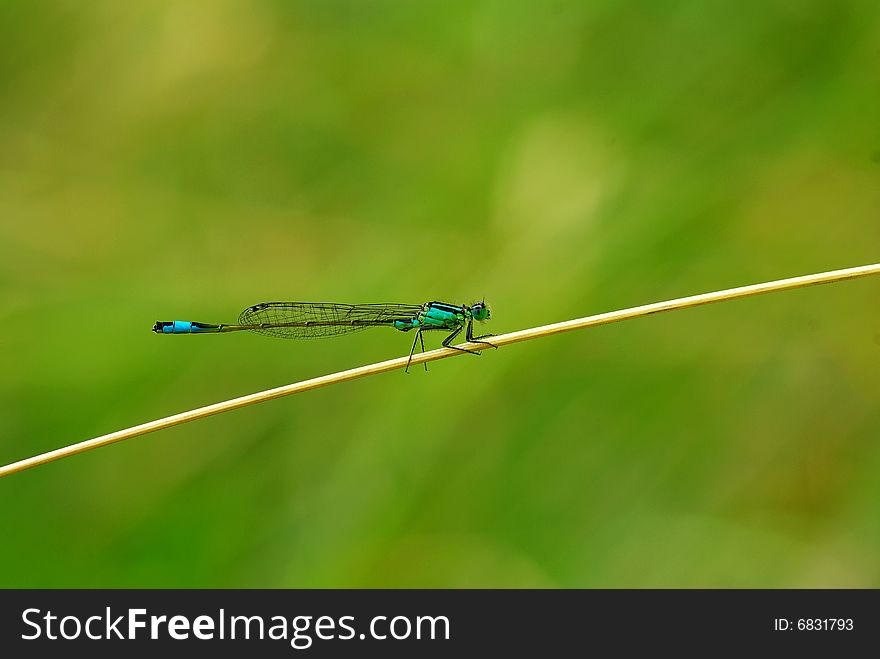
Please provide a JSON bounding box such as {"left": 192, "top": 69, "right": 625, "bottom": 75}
{"left": 418, "top": 301, "right": 467, "bottom": 329}
{"left": 391, "top": 300, "right": 490, "bottom": 332}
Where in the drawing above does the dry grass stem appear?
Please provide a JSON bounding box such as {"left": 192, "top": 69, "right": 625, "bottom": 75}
{"left": 1, "top": 262, "right": 878, "bottom": 478}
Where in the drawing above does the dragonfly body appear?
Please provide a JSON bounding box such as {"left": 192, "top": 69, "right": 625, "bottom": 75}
{"left": 153, "top": 301, "right": 495, "bottom": 371}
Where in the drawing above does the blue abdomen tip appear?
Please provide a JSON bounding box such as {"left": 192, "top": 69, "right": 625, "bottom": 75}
{"left": 167, "top": 321, "right": 193, "bottom": 334}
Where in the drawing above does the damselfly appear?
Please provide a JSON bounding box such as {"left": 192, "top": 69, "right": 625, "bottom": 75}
{"left": 153, "top": 301, "right": 496, "bottom": 371}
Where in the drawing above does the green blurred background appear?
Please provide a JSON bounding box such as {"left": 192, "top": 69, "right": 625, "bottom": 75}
{"left": 1, "top": 0, "right": 879, "bottom": 587}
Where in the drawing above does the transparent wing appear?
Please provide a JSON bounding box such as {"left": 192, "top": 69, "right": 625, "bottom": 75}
{"left": 238, "top": 302, "right": 424, "bottom": 339}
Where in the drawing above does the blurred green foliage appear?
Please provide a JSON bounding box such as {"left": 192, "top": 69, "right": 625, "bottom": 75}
{"left": 1, "top": 0, "right": 879, "bottom": 587}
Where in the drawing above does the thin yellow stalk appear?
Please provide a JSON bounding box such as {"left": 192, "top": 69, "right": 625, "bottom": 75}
{"left": 1, "top": 262, "right": 878, "bottom": 479}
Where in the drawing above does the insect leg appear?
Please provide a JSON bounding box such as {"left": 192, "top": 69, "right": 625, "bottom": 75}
{"left": 442, "top": 324, "right": 480, "bottom": 355}
{"left": 419, "top": 327, "right": 428, "bottom": 371}
{"left": 405, "top": 328, "right": 422, "bottom": 373}
{"left": 466, "top": 319, "right": 498, "bottom": 349}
